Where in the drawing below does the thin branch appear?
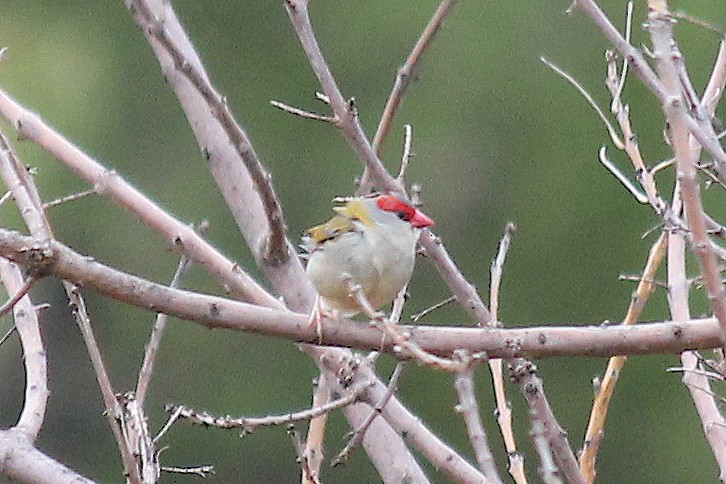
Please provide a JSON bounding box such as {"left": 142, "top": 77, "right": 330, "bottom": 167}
{"left": 67, "top": 285, "right": 141, "bottom": 483}
{"left": 136, "top": 251, "right": 193, "bottom": 406}
{"left": 575, "top": 0, "right": 726, "bottom": 182}
{"left": 598, "top": 147, "right": 648, "bottom": 203}
{"left": 579, "top": 231, "right": 667, "bottom": 482}
{"left": 610, "top": 1, "right": 634, "bottom": 111}
{"left": 453, "top": 355, "right": 502, "bottom": 482}
{"left": 541, "top": 57, "right": 624, "bottom": 149}
{"left": 371, "top": 0, "right": 458, "bottom": 154}
{"left": 488, "top": 223, "right": 526, "bottom": 484}
{"left": 511, "top": 360, "right": 585, "bottom": 484}
{"left": 166, "top": 379, "right": 371, "bottom": 433}
{"left": 410, "top": 295, "right": 455, "bottom": 323}
{"left": 333, "top": 362, "right": 406, "bottom": 466}
{"left": 270, "top": 99, "right": 334, "bottom": 122}
{"left": 0, "top": 323, "right": 16, "bottom": 347}
{"left": 0, "top": 276, "right": 36, "bottom": 319}
{"left": 396, "top": 124, "right": 414, "bottom": 186}
{"left": 0, "top": 190, "right": 12, "bottom": 207}
{"left": 0, "top": 261, "right": 46, "bottom": 441}
{"left": 345, "top": 276, "right": 468, "bottom": 372}
{"left": 42, "top": 188, "right": 96, "bottom": 209}
{"left": 301, "top": 376, "right": 329, "bottom": 484}
{"left": 160, "top": 465, "right": 215, "bottom": 478}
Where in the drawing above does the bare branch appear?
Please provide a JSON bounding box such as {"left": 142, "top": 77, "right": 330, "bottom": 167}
{"left": 270, "top": 99, "right": 334, "bottom": 123}
{"left": 541, "top": 57, "right": 624, "bottom": 149}
{"left": 576, "top": 0, "right": 726, "bottom": 182}
{"left": 488, "top": 223, "right": 527, "bottom": 484}
{"left": 396, "top": 124, "right": 414, "bottom": 186}
{"left": 372, "top": 0, "right": 458, "bottom": 153}
{"left": 598, "top": 147, "right": 648, "bottom": 203}
{"left": 302, "top": 376, "right": 329, "bottom": 484}
{"left": 135, "top": 251, "right": 193, "bottom": 406}
{"left": 333, "top": 362, "right": 406, "bottom": 466}
{"left": 166, "top": 379, "right": 369, "bottom": 432}
{"left": 511, "top": 360, "right": 585, "bottom": 484}
{"left": 126, "top": 0, "right": 290, "bottom": 265}
{"left": 42, "top": 188, "right": 96, "bottom": 209}
{"left": 453, "top": 355, "right": 502, "bottom": 482}
{"left": 0, "top": 429, "right": 96, "bottom": 484}
{"left": 579, "top": 231, "right": 667, "bottom": 482}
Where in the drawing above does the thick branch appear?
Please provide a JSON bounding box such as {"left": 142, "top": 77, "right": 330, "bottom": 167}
{"left": 0, "top": 228, "right": 720, "bottom": 359}
{"left": 0, "top": 429, "right": 95, "bottom": 484}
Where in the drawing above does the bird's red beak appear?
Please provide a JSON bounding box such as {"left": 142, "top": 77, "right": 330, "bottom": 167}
{"left": 410, "top": 209, "right": 434, "bottom": 228}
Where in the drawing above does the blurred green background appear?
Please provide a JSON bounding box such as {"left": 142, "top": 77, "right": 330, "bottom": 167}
{"left": 0, "top": 1, "right": 725, "bottom": 482}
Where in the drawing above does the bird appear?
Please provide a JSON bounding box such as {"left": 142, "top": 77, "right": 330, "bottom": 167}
{"left": 301, "top": 193, "right": 434, "bottom": 333}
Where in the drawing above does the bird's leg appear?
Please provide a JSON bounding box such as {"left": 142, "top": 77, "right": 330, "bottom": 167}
{"left": 307, "top": 294, "right": 339, "bottom": 344}
{"left": 343, "top": 275, "right": 385, "bottom": 321}
{"left": 308, "top": 294, "right": 324, "bottom": 344}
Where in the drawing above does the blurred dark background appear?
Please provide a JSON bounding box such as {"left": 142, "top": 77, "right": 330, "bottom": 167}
{"left": 1, "top": 1, "right": 725, "bottom": 482}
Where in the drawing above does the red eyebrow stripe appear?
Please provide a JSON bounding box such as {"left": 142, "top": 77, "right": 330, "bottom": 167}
{"left": 376, "top": 194, "right": 416, "bottom": 218}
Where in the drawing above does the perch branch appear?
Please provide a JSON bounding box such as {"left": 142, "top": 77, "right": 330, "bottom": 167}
{"left": 0, "top": 228, "right": 722, "bottom": 358}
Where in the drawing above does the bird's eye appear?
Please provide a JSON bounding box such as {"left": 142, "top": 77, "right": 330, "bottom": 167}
{"left": 397, "top": 211, "right": 412, "bottom": 221}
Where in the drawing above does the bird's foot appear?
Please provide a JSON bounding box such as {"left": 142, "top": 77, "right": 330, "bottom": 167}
{"left": 308, "top": 295, "right": 338, "bottom": 344}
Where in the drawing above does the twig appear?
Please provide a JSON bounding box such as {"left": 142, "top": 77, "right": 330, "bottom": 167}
{"left": 540, "top": 57, "right": 624, "bottom": 149}
{"left": 270, "top": 99, "right": 334, "bottom": 123}
{"left": 0, "top": 190, "right": 12, "bottom": 207}
{"left": 288, "top": 425, "right": 320, "bottom": 484}
{"left": 410, "top": 295, "right": 455, "bottom": 323}
{"left": 0, "top": 276, "right": 37, "bottom": 319}
{"left": 154, "top": 404, "right": 183, "bottom": 445}
{"left": 371, "top": 0, "right": 458, "bottom": 152}
{"left": 510, "top": 360, "right": 585, "bottom": 484}
{"left": 344, "top": 277, "right": 468, "bottom": 372}
{"left": 453, "top": 354, "right": 502, "bottom": 482}
{"left": 489, "top": 222, "right": 516, "bottom": 323}
{"left": 597, "top": 147, "right": 648, "bottom": 203}
{"left": 610, "top": 1, "right": 634, "bottom": 111}
{"left": 0, "top": 324, "right": 16, "bottom": 347}
{"left": 42, "top": 188, "right": 96, "bottom": 209}
{"left": 488, "top": 223, "right": 526, "bottom": 484}
{"left": 301, "top": 376, "right": 329, "bottom": 484}
{"left": 579, "top": 231, "right": 667, "bottom": 482}
{"left": 166, "top": 379, "right": 371, "bottom": 433}
{"left": 332, "top": 362, "right": 406, "bottom": 466}
{"left": 673, "top": 11, "right": 725, "bottom": 35}
{"left": 396, "top": 124, "right": 414, "bottom": 186}
{"left": 68, "top": 286, "right": 141, "bottom": 483}
{"left": 135, "top": 251, "right": 193, "bottom": 406}
{"left": 160, "top": 465, "right": 215, "bottom": 478}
